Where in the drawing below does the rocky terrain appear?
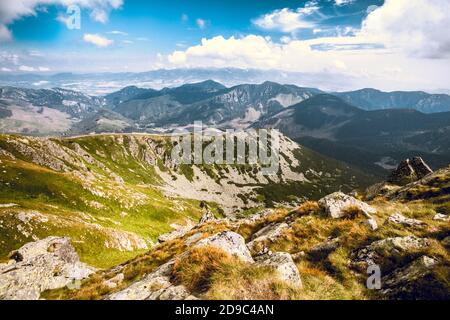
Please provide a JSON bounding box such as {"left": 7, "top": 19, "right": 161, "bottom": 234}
{"left": 0, "top": 132, "right": 371, "bottom": 270}
{"left": 1, "top": 153, "right": 448, "bottom": 300}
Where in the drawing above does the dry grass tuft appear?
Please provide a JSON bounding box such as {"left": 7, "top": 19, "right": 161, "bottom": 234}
{"left": 171, "top": 246, "right": 241, "bottom": 294}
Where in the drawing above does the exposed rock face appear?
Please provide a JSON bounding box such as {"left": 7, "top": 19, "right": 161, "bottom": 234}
{"left": 0, "top": 237, "right": 95, "bottom": 300}
{"left": 247, "top": 222, "right": 289, "bottom": 253}
{"left": 388, "top": 157, "right": 433, "bottom": 186}
{"left": 351, "top": 236, "right": 430, "bottom": 272}
{"left": 255, "top": 252, "right": 302, "bottom": 288}
{"left": 108, "top": 259, "right": 192, "bottom": 301}
{"left": 195, "top": 231, "right": 254, "bottom": 263}
{"left": 434, "top": 213, "right": 450, "bottom": 222}
{"left": 381, "top": 256, "right": 449, "bottom": 300}
{"left": 387, "top": 213, "right": 426, "bottom": 228}
{"left": 318, "top": 192, "right": 376, "bottom": 219}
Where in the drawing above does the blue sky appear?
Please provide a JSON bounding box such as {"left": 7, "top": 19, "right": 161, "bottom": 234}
{"left": 0, "top": 0, "right": 449, "bottom": 91}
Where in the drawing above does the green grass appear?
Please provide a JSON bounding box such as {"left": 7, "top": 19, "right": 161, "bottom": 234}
{"left": 0, "top": 134, "right": 210, "bottom": 268}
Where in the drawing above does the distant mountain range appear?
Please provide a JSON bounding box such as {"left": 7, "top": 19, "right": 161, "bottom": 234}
{"left": 1, "top": 80, "right": 450, "bottom": 175}
{"left": 254, "top": 94, "right": 450, "bottom": 174}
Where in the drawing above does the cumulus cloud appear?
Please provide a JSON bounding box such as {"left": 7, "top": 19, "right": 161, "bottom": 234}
{"left": 0, "top": 0, "right": 123, "bottom": 40}
{"left": 1, "top": 67, "right": 12, "bottom": 72}
{"left": 165, "top": 0, "right": 450, "bottom": 91}
{"left": 253, "top": 1, "right": 320, "bottom": 32}
{"left": 83, "top": 33, "right": 114, "bottom": 47}
{"left": 359, "top": 0, "right": 450, "bottom": 59}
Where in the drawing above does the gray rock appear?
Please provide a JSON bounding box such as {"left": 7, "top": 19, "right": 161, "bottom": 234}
{"left": 351, "top": 236, "right": 430, "bottom": 272}
{"left": 381, "top": 256, "right": 449, "bottom": 300}
{"left": 387, "top": 157, "right": 433, "bottom": 186}
{"left": 246, "top": 222, "right": 289, "bottom": 252}
{"left": 195, "top": 231, "right": 254, "bottom": 263}
{"left": 318, "top": 192, "right": 376, "bottom": 219}
{"left": 157, "top": 285, "right": 191, "bottom": 300}
{"left": 366, "top": 218, "right": 379, "bottom": 231}
{"left": 433, "top": 213, "right": 450, "bottom": 222}
{"left": 0, "top": 237, "right": 95, "bottom": 300}
{"left": 387, "top": 213, "right": 425, "bottom": 227}
{"left": 256, "top": 252, "right": 302, "bottom": 288}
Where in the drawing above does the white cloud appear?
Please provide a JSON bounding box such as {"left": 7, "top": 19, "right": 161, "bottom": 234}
{"left": 38, "top": 66, "right": 50, "bottom": 72}
{"left": 83, "top": 33, "right": 114, "bottom": 47}
{"left": 1, "top": 67, "right": 12, "bottom": 72}
{"left": 108, "top": 30, "right": 128, "bottom": 36}
{"left": 19, "top": 65, "right": 36, "bottom": 72}
{"left": 358, "top": 0, "right": 450, "bottom": 59}
{"left": 253, "top": 2, "right": 320, "bottom": 32}
{"left": 90, "top": 8, "right": 108, "bottom": 23}
{"left": 334, "top": 0, "right": 355, "bottom": 6}
{"left": 181, "top": 13, "right": 189, "bottom": 23}
{"left": 0, "top": 0, "right": 123, "bottom": 40}
{"left": 0, "top": 51, "right": 19, "bottom": 65}
{"left": 196, "top": 18, "right": 207, "bottom": 29}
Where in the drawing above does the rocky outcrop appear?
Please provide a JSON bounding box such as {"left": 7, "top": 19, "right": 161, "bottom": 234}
{"left": 195, "top": 231, "right": 254, "bottom": 263}
{"left": 247, "top": 222, "right": 289, "bottom": 253}
{"left": 387, "top": 213, "right": 426, "bottom": 228}
{"left": 0, "top": 237, "right": 95, "bottom": 300}
{"left": 351, "top": 236, "right": 430, "bottom": 272}
{"left": 381, "top": 256, "right": 449, "bottom": 300}
{"left": 108, "top": 260, "right": 193, "bottom": 300}
{"left": 387, "top": 157, "right": 433, "bottom": 186}
{"left": 255, "top": 252, "right": 302, "bottom": 288}
{"left": 318, "top": 192, "right": 376, "bottom": 219}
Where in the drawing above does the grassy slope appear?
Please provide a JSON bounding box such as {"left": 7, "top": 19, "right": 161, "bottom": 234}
{"left": 0, "top": 134, "right": 204, "bottom": 268}
{"left": 0, "top": 133, "right": 378, "bottom": 269}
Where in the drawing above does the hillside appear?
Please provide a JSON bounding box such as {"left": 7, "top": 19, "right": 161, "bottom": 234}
{"left": 38, "top": 162, "right": 450, "bottom": 301}
{"left": 0, "top": 132, "right": 373, "bottom": 269}
{"left": 254, "top": 94, "right": 450, "bottom": 176}
{"left": 334, "top": 88, "right": 450, "bottom": 113}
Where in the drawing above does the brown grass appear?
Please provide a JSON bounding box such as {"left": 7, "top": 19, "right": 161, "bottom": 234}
{"left": 171, "top": 246, "right": 241, "bottom": 293}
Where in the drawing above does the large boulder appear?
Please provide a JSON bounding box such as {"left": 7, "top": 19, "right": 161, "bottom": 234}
{"left": 0, "top": 237, "right": 95, "bottom": 300}
{"left": 351, "top": 236, "right": 430, "bottom": 272}
{"left": 195, "top": 231, "right": 254, "bottom": 263}
{"left": 381, "top": 256, "right": 449, "bottom": 300}
{"left": 255, "top": 252, "right": 302, "bottom": 288}
{"left": 318, "top": 192, "right": 376, "bottom": 219}
{"left": 388, "top": 157, "right": 433, "bottom": 186}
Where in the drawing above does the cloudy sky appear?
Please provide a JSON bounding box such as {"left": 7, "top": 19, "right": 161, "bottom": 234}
{"left": 0, "top": 0, "right": 449, "bottom": 91}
